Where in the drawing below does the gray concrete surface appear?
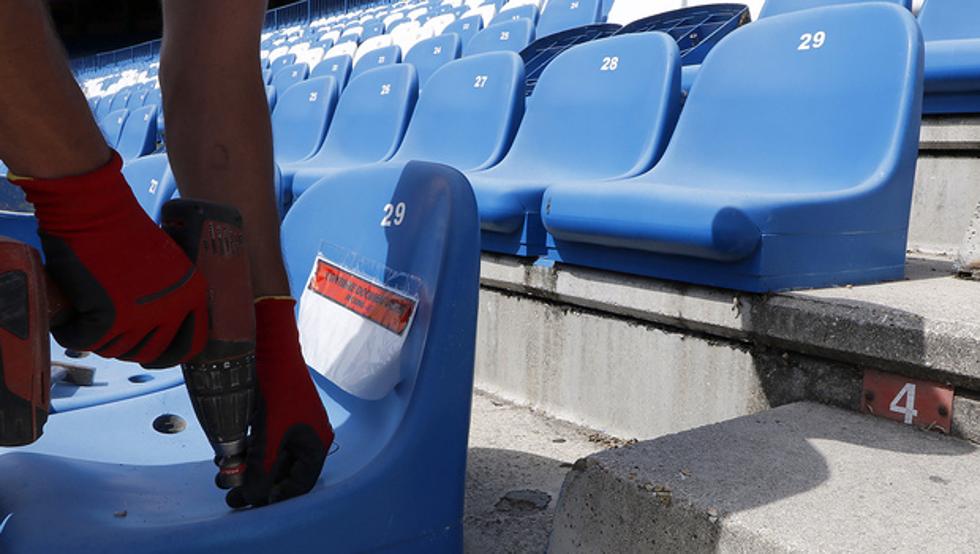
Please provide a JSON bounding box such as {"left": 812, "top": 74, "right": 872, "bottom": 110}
{"left": 920, "top": 115, "right": 980, "bottom": 151}
{"left": 550, "top": 402, "right": 980, "bottom": 553}
{"left": 480, "top": 254, "right": 980, "bottom": 390}
{"left": 909, "top": 153, "right": 980, "bottom": 257}
{"left": 465, "top": 391, "right": 614, "bottom": 553}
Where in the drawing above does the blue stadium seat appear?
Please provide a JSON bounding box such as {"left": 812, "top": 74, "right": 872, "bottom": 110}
{"left": 117, "top": 104, "right": 159, "bottom": 161}
{"left": 287, "top": 64, "right": 419, "bottom": 202}
{"left": 465, "top": 18, "right": 535, "bottom": 55}
{"left": 406, "top": 33, "right": 462, "bottom": 86}
{"left": 489, "top": 4, "right": 539, "bottom": 27}
{"left": 0, "top": 159, "right": 481, "bottom": 554}
{"left": 919, "top": 0, "right": 980, "bottom": 114}
{"left": 444, "top": 14, "right": 483, "bottom": 45}
{"left": 266, "top": 84, "right": 277, "bottom": 110}
{"left": 108, "top": 88, "right": 132, "bottom": 112}
{"left": 99, "top": 109, "right": 128, "bottom": 148}
{"left": 272, "top": 62, "right": 310, "bottom": 94}
{"left": 351, "top": 44, "right": 402, "bottom": 79}
{"left": 389, "top": 51, "right": 525, "bottom": 171}
{"left": 338, "top": 32, "right": 361, "bottom": 45}
{"left": 311, "top": 55, "right": 353, "bottom": 89}
{"left": 263, "top": 67, "right": 273, "bottom": 83}
{"left": 759, "top": 0, "right": 910, "bottom": 18}
{"left": 473, "top": 32, "right": 681, "bottom": 256}
{"left": 537, "top": 0, "right": 602, "bottom": 37}
{"left": 272, "top": 76, "right": 341, "bottom": 193}
{"left": 127, "top": 88, "right": 150, "bottom": 109}
{"left": 541, "top": 3, "right": 924, "bottom": 292}
{"left": 362, "top": 18, "right": 386, "bottom": 40}
{"left": 94, "top": 96, "right": 113, "bottom": 121}
{"left": 521, "top": 22, "right": 621, "bottom": 95}
{"left": 270, "top": 53, "right": 297, "bottom": 73}
{"left": 121, "top": 152, "right": 174, "bottom": 222}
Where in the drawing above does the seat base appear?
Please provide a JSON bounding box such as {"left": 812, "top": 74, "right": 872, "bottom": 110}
{"left": 546, "top": 229, "right": 908, "bottom": 292}
{"left": 480, "top": 212, "right": 547, "bottom": 256}
{"left": 924, "top": 92, "right": 980, "bottom": 115}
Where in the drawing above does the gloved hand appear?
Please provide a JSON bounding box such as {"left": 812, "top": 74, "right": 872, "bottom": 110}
{"left": 226, "top": 297, "right": 333, "bottom": 509}
{"left": 12, "top": 150, "right": 209, "bottom": 367}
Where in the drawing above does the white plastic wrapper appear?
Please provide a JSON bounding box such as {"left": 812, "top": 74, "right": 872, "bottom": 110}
{"left": 298, "top": 244, "right": 420, "bottom": 400}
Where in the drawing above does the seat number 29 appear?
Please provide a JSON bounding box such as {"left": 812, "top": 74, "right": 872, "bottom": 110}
{"left": 381, "top": 202, "right": 406, "bottom": 227}
{"left": 798, "top": 31, "right": 826, "bottom": 50}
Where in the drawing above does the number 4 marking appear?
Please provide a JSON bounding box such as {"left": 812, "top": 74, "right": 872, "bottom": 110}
{"left": 890, "top": 383, "right": 918, "bottom": 425}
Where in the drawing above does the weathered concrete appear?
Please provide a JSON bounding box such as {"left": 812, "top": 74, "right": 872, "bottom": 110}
{"left": 465, "top": 391, "right": 613, "bottom": 554}
{"left": 480, "top": 254, "right": 980, "bottom": 389}
{"left": 920, "top": 115, "right": 980, "bottom": 151}
{"left": 549, "top": 402, "right": 980, "bottom": 553}
{"left": 909, "top": 153, "right": 980, "bottom": 256}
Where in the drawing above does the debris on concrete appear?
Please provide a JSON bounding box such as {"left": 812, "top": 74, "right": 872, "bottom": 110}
{"left": 495, "top": 490, "right": 551, "bottom": 513}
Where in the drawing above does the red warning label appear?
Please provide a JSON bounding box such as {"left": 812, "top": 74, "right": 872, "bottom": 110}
{"left": 307, "top": 258, "right": 416, "bottom": 335}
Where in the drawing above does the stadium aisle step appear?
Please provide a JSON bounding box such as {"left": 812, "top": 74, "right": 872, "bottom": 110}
{"left": 551, "top": 402, "right": 980, "bottom": 552}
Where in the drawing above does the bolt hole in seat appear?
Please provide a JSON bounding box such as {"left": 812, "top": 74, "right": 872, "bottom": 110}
{"left": 0, "top": 163, "right": 481, "bottom": 553}
{"left": 541, "top": 3, "right": 924, "bottom": 292}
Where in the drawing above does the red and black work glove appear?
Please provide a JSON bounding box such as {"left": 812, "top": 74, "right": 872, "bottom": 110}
{"left": 226, "top": 297, "right": 333, "bottom": 508}
{"left": 12, "top": 150, "right": 209, "bottom": 367}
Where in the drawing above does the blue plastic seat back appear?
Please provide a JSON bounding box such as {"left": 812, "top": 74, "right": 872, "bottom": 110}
{"left": 270, "top": 52, "right": 297, "bottom": 73}
{"left": 655, "top": 3, "right": 922, "bottom": 194}
{"left": 759, "top": 0, "right": 910, "bottom": 18}
{"left": 489, "top": 4, "right": 539, "bottom": 27}
{"left": 406, "top": 33, "right": 462, "bottom": 86}
{"left": 117, "top": 104, "right": 159, "bottom": 161}
{"left": 537, "top": 0, "right": 602, "bottom": 37}
{"left": 272, "top": 76, "right": 340, "bottom": 163}
{"left": 121, "top": 152, "right": 173, "bottom": 222}
{"left": 444, "top": 14, "right": 484, "bottom": 45}
{"left": 918, "top": 0, "right": 980, "bottom": 40}
{"left": 305, "top": 64, "right": 419, "bottom": 171}
{"left": 94, "top": 96, "right": 113, "bottom": 121}
{"left": 264, "top": 67, "right": 273, "bottom": 83}
{"left": 495, "top": 32, "right": 681, "bottom": 180}
{"left": 352, "top": 44, "right": 402, "bottom": 79}
{"left": 465, "top": 18, "right": 535, "bottom": 55}
{"left": 272, "top": 62, "right": 310, "bottom": 94}
{"left": 362, "top": 19, "right": 386, "bottom": 40}
{"left": 99, "top": 108, "right": 128, "bottom": 148}
{"left": 108, "top": 89, "right": 132, "bottom": 112}
{"left": 521, "top": 22, "right": 621, "bottom": 95}
{"left": 614, "top": 3, "right": 750, "bottom": 65}
{"left": 311, "top": 55, "right": 353, "bottom": 88}
{"left": 127, "top": 88, "right": 150, "bottom": 109}
{"left": 392, "top": 51, "right": 524, "bottom": 171}
{"left": 266, "top": 85, "right": 278, "bottom": 111}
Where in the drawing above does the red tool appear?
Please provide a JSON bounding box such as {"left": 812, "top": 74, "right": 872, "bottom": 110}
{"left": 0, "top": 199, "right": 257, "bottom": 489}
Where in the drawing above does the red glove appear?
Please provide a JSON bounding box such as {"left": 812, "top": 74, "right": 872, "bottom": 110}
{"left": 226, "top": 297, "right": 333, "bottom": 508}
{"left": 13, "top": 151, "right": 208, "bottom": 367}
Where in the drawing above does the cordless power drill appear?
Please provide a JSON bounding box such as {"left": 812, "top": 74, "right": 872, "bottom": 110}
{"left": 0, "top": 198, "right": 257, "bottom": 489}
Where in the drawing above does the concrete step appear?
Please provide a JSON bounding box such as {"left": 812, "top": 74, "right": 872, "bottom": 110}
{"left": 465, "top": 391, "right": 615, "bottom": 553}
{"left": 549, "top": 402, "right": 980, "bottom": 553}
{"left": 478, "top": 253, "right": 980, "bottom": 442}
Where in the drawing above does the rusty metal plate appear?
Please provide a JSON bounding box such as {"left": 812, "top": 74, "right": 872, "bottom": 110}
{"left": 861, "top": 369, "right": 954, "bottom": 433}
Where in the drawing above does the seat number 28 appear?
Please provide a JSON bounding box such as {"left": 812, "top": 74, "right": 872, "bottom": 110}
{"left": 798, "top": 31, "right": 826, "bottom": 50}
{"left": 381, "top": 202, "right": 407, "bottom": 227}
